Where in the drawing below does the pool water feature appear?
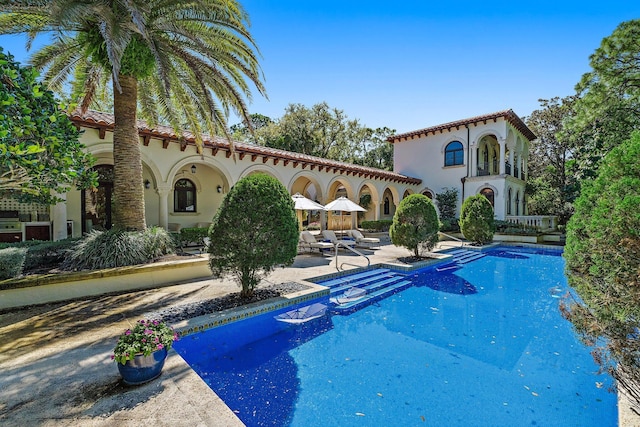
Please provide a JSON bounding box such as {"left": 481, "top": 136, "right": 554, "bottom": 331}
{"left": 174, "top": 247, "right": 617, "bottom": 426}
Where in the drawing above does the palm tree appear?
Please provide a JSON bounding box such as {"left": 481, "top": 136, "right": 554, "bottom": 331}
{"left": 0, "top": 0, "right": 265, "bottom": 230}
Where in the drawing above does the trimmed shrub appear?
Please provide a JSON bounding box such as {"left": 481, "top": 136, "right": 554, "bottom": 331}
{"left": 360, "top": 220, "right": 393, "bottom": 232}
{"left": 0, "top": 247, "right": 28, "bottom": 280}
{"left": 562, "top": 132, "right": 640, "bottom": 401}
{"left": 389, "top": 194, "right": 439, "bottom": 257}
{"left": 459, "top": 195, "right": 495, "bottom": 245}
{"left": 173, "top": 227, "right": 209, "bottom": 249}
{"left": 208, "top": 174, "right": 299, "bottom": 298}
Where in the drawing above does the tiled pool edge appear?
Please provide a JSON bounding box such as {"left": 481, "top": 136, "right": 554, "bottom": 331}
{"left": 172, "top": 282, "right": 329, "bottom": 338}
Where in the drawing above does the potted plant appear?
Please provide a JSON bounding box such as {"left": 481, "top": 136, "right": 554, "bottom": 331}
{"left": 112, "top": 319, "right": 178, "bottom": 385}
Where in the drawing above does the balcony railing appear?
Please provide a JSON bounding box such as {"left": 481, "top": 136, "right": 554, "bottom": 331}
{"left": 506, "top": 215, "right": 558, "bottom": 232}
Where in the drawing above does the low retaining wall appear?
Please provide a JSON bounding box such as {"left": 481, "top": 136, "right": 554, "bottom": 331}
{"left": 0, "top": 256, "right": 211, "bottom": 310}
{"left": 493, "top": 233, "right": 542, "bottom": 244}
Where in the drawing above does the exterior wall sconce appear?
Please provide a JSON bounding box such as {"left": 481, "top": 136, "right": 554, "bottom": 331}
{"left": 191, "top": 164, "right": 196, "bottom": 174}
{"left": 216, "top": 185, "right": 222, "bottom": 193}
{"left": 144, "top": 179, "right": 151, "bottom": 189}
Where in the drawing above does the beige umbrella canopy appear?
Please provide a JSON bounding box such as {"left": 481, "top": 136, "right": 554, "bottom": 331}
{"left": 324, "top": 196, "right": 366, "bottom": 233}
{"left": 292, "top": 193, "right": 326, "bottom": 230}
{"left": 292, "top": 193, "right": 326, "bottom": 211}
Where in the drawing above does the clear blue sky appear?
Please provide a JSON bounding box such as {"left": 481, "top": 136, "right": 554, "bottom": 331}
{"left": 2, "top": 1, "right": 640, "bottom": 133}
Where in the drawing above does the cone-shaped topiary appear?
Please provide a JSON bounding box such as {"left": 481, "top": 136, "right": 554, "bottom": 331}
{"left": 389, "top": 194, "right": 440, "bottom": 258}
{"left": 208, "top": 174, "right": 299, "bottom": 298}
{"left": 459, "top": 195, "right": 495, "bottom": 245}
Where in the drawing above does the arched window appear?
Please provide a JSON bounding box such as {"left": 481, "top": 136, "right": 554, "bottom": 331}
{"left": 174, "top": 179, "right": 196, "bottom": 212}
{"left": 480, "top": 188, "right": 494, "bottom": 207}
{"left": 384, "top": 197, "right": 390, "bottom": 215}
{"left": 507, "top": 188, "right": 512, "bottom": 215}
{"left": 444, "top": 141, "right": 464, "bottom": 166}
{"left": 515, "top": 191, "right": 520, "bottom": 215}
{"left": 422, "top": 190, "right": 433, "bottom": 199}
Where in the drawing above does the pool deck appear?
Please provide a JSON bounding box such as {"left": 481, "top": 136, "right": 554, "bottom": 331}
{"left": 0, "top": 242, "right": 636, "bottom": 426}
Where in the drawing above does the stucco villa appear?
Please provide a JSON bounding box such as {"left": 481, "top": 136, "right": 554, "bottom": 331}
{"left": 0, "top": 109, "right": 552, "bottom": 243}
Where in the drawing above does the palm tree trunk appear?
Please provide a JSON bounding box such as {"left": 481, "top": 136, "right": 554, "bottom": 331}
{"left": 112, "top": 74, "right": 146, "bottom": 230}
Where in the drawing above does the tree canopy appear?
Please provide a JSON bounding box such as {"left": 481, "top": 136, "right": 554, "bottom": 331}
{"left": 234, "top": 102, "right": 395, "bottom": 170}
{"left": 0, "top": 47, "right": 94, "bottom": 203}
{"left": 525, "top": 96, "right": 579, "bottom": 224}
{"left": 1, "top": 0, "right": 265, "bottom": 230}
{"left": 562, "top": 131, "right": 640, "bottom": 406}
{"left": 563, "top": 19, "right": 640, "bottom": 180}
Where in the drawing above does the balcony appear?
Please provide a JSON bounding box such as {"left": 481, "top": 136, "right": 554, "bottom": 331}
{"left": 506, "top": 215, "right": 558, "bottom": 232}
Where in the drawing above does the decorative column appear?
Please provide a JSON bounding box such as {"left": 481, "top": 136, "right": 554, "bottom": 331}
{"left": 156, "top": 185, "right": 171, "bottom": 230}
{"left": 50, "top": 192, "right": 68, "bottom": 241}
{"left": 470, "top": 142, "right": 477, "bottom": 176}
{"left": 499, "top": 138, "right": 506, "bottom": 175}
{"left": 508, "top": 148, "right": 515, "bottom": 177}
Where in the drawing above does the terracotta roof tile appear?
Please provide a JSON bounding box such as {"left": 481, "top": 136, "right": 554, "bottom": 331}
{"left": 387, "top": 109, "right": 536, "bottom": 143}
{"left": 70, "top": 110, "right": 422, "bottom": 185}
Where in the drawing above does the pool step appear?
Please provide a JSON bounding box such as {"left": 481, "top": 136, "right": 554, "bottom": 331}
{"left": 318, "top": 268, "right": 391, "bottom": 288}
{"left": 317, "top": 268, "right": 411, "bottom": 315}
{"left": 330, "top": 280, "right": 413, "bottom": 314}
{"left": 448, "top": 249, "right": 486, "bottom": 264}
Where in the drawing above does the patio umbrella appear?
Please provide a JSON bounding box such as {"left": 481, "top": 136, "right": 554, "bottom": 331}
{"left": 324, "top": 196, "right": 366, "bottom": 233}
{"left": 292, "top": 193, "right": 326, "bottom": 230}
{"left": 292, "top": 193, "right": 326, "bottom": 211}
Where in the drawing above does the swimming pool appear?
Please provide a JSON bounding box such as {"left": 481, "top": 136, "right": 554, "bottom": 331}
{"left": 174, "top": 247, "right": 617, "bottom": 426}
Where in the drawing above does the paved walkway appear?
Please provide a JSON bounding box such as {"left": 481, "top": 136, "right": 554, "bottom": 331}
{"left": 0, "top": 242, "right": 635, "bottom": 426}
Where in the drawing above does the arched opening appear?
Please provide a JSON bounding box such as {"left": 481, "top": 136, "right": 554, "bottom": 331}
{"left": 82, "top": 165, "right": 113, "bottom": 233}
{"left": 174, "top": 179, "right": 197, "bottom": 212}
{"left": 507, "top": 188, "right": 512, "bottom": 215}
{"left": 480, "top": 188, "right": 495, "bottom": 207}
{"left": 515, "top": 191, "right": 520, "bottom": 215}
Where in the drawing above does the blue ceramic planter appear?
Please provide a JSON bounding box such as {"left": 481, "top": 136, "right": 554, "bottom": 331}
{"left": 117, "top": 348, "right": 168, "bottom": 385}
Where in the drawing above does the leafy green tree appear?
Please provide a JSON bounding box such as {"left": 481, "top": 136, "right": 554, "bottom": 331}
{"left": 208, "top": 174, "right": 298, "bottom": 298}
{"left": 355, "top": 127, "right": 395, "bottom": 171}
{"left": 562, "top": 132, "right": 640, "bottom": 407}
{"left": 525, "top": 96, "right": 579, "bottom": 224}
{"left": 389, "top": 194, "right": 439, "bottom": 258}
{"left": 230, "top": 113, "right": 274, "bottom": 143}
{"left": 1, "top": 0, "right": 265, "bottom": 230}
{"left": 459, "top": 195, "right": 495, "bottom": 245}
{"left": 563, "top": 19, "right": 640, "bottom": 180}
{"left": 0, "top": 48, "right": 94, "bottom": 203}
{"left": 254, "top": 102, "right": 394, "bottom": 168}
{"left": 435, "top": 187, "right": 459, "bottom": 231}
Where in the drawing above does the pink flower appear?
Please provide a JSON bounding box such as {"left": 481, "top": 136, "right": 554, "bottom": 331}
{"left": 157, "top": 344, "right": 164, "bottom": 350}
{"left": 142, "top": 338, "right": 146, "bottom": 343}
{"left": 125, "top": 330, "right": 132, "bottom": 335}
{"left": 144, "top": 329, "right": 153, "bottom": 335}
{"left": 110, "top": 355, "right": 115, "bottom": 360}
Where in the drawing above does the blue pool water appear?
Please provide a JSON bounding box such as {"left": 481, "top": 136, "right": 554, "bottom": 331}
{"left": 174, "top": 247, "right": 617, "bottom": 426}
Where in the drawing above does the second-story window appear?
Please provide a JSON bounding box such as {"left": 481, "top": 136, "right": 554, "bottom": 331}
{"left": 444, "top": 141, "right": 464, "bottom": 166}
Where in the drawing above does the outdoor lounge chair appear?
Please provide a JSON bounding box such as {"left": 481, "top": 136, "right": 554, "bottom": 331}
{"left": 347, "top": 229, "right": 380, "bottom": 248}
{"left": 321, "top": 230, "right": 356, "bottom": 248}
{"left": 299, "top": 231, "right": 334, "bottom": 254}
